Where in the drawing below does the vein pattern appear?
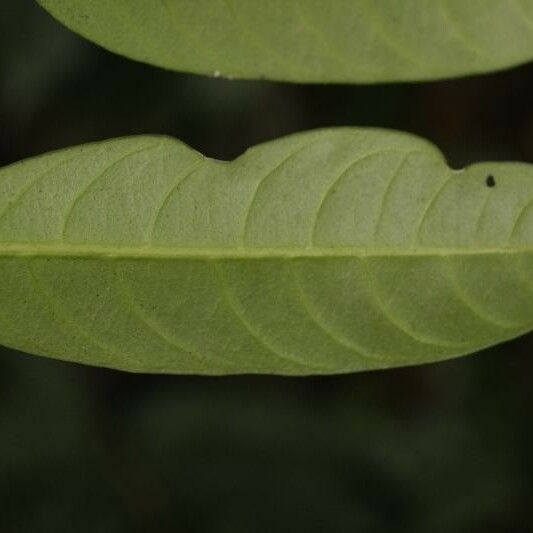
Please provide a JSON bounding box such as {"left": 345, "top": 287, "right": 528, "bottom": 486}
{"left": 0, "top": 128, "right": 531, "bottom": 375}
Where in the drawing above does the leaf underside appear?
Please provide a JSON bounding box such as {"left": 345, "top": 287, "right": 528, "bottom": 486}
{"left": 37, "top": 0, "right": 533, "bottom": 83}
{"left": 0, "top": 128, "right": 532, "bottom": 375}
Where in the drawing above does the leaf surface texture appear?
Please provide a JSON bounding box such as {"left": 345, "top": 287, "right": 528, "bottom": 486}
{"left": 0, "top": 128, "right": 532, "bottom": 374}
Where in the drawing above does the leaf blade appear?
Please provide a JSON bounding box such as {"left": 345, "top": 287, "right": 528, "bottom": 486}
{"left": 37, "top": 0, "right": 533, "bottom": 82}
{"left": 0, "top": 128, "right": 532, "bottom": 374}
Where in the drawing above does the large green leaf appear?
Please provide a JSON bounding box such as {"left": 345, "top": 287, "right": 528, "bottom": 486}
{"left": 0, "top": 128, "right": 531, "bottom": 374}
{"left": 37, "top": 0, "right": 533, "bottom": 83}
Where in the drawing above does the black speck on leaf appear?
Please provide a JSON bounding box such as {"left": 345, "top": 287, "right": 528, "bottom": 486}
{"left": 485, "top": 175, "right": 496, "bottom": 188}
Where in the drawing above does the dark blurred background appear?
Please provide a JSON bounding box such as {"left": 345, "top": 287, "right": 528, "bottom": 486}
{"left": 1, "top": 2, "right": 533, "bottom": 532}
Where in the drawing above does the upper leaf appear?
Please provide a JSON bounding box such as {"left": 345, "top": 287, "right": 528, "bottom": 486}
{"left": 0, "top": 128, "right": 532, "bottom": 374}
{"left": 37, "top": 0, "right": 533, "bottom": 83}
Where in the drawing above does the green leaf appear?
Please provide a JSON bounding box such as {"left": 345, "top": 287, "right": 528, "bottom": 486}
{"left": 37, "top": 0, "right": 533, "bottom": 83}
{"left": 0, "top": 128, "right": 532, "bottom": 374}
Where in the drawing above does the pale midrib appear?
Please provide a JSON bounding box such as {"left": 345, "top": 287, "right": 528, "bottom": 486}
{"left": 0, "top": 243, "right": 531, "bottom": 260}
